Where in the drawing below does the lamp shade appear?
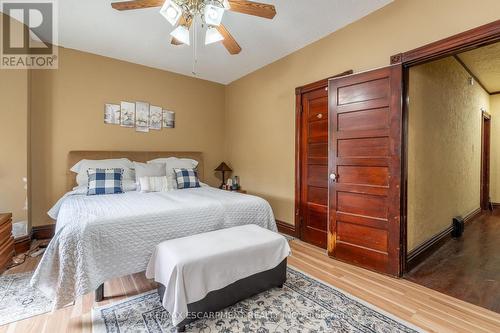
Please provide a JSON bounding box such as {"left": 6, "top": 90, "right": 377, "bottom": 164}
{"left": 215, "top": 162, "right": 232, "bottom": 172}
{"left": 205, "top": 26, "right": 224, "bottom": 45}
{"left": 170, "top": 25, "right": 190, "bottom": 45}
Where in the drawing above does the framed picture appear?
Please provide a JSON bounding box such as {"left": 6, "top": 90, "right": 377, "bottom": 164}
{"left": 104, "top": 104, "right": 120, "bottom": 125}
{"left": 120, "top": 101, "right": 135, "bottom": 127}
{"left": 149, "top": 105, "right": 162, "bottom": 130}
{"left": 135, "top": 101, "right": 150, "bottom": 132}
{"left": 163, "top": 110, "right": 175, "bottom": 128}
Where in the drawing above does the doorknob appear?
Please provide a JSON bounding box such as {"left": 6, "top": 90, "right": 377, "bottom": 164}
{"left": 329, "top": 173, "right": 337, "bottom": 182}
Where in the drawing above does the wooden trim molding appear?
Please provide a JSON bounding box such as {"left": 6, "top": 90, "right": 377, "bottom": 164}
{"left": 31, "top": 224, "right": 55, "bottom": 240}
{"left": 391, "top": 19, "right": 500, "bottom": 66}
{"left": 14, "top": 235, "right": 31, "bottom": 254}
{"left": 276, "top": 220, "right": 298, "bottom": 238}
{"left": 295, "top": 70, "right": 353, "bottom": 96}
{"left": 405, "top": 208, "right": 482, "bottom": 272}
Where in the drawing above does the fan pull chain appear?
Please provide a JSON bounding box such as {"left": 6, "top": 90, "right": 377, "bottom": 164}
{"left": 192, "top": 15, "right": 198, "bottom": 76}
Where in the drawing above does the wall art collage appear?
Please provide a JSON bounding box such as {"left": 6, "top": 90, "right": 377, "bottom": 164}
{"left": 104, "top": 102, "right": 175, "bottom": 132}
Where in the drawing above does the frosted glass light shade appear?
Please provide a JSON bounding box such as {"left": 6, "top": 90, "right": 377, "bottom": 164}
{"left": 170, "top": 25, "right": 190, "bottom": 45}
{"left": 204, "top": 4, "right": 224, "bottom": 26}
{"left": 205, "top": 27, "right": 224, "bottom": 45}
{"left": 160, "top": 0, "right": 182, "bottom": 26}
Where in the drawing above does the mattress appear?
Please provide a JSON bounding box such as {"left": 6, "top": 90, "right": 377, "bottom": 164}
{"left": 30, "top": 187, "right": 277, "bottom": 309}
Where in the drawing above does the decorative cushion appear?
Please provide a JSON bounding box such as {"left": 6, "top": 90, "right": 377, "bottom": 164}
{"left": 133, "top": 162, "right": 168, "bottom": 191}
{"left": 139, "top": 176, "right": 170, "bottom": 193}
{"left": 174, "top": 168, "right": 200, "bottom": 189}
{"left": 71, "top": 158, "right": 134, "bottom": 186}
{"left": 148, "top": 158, "right": 199, "bottom": 190}
{"left": 87, "top": 168, "right": 124, "bottom": 195}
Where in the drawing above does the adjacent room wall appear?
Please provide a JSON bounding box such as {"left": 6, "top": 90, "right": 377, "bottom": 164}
{"left": 224, "top": 0, "right": 500, "bottom": 225}
{"left": 407, "top": 57, "right": 490, "bottom": 251}
{"left": 30, "top": 47, "right": 226, "bottom": 227}
{"left": 0, "top": 14, "right": 29, "bottom": 225}
{"left": 490, "top": 94, "right": 500, "bottom": 203}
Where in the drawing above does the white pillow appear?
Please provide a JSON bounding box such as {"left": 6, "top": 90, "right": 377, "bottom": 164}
{"left": 71, "top": 158, "right": 135, "bottom": 186}
{"left": 147, "top": 157, "right": 199, "bottom": 189}
{"left": 139, "top": 176, "right": 170, "bottom": 193}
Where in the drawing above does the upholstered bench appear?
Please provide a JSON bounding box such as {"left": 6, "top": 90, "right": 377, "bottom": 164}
{"left": 145, "top": 224, "right": 290, "bottom": 332}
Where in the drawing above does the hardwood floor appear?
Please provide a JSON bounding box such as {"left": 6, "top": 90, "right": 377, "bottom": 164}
{"left": 405, "top": 210, "right": 500, "bottom": 313}
{"left": 2, "top": 239, "right": 500, "bottom": 332}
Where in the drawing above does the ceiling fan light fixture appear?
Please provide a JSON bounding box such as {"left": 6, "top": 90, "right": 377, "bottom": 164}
{"left": 170, "top": 25, "right": 190, "bottom": 45}
{"left": 205, "top": 26, "right": 224, "bottom": 45}
{"left": 204, "top": 4, "right": 224, "bottom": 26}
{"left": 159, "top": 0, "right": 182, "bottom": 26}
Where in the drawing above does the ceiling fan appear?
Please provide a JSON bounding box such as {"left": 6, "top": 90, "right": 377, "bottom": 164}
{"left": 111, "top": 0, "right": 277, "bottom": 55}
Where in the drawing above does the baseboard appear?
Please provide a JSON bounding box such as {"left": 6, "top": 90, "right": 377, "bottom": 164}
{"left": 463, "top": 207, "right": 482, "bottom": 224}
{"left": 276, "top": 220, "right": 298, "bottom": 237}
{"left": 14, "top": 235, "right": 31, "bottom": 254}
{"left": 406, "top": 207, "right": 482, "bottom": 272}
{"left": 31, "top": 224, "right": 55, "bottom": 240}
{"left": 491, "top": 202, "right": 500, "bottom": 208}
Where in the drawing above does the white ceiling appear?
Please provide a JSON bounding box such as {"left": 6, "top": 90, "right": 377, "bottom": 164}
{"left": 54, "top": 0, "right": 392, "bottom": 84}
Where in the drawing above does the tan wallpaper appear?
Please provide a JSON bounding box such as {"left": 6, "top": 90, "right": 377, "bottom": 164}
{"left": 0, "top": 14, "right": 29, "bottom": 224}
{"left": 407, "top": 57, "right": 490, "bottom": 251}
{"left": 30, "top": 47, "right": 226, "bottom": 226}
{"left": 224, "top": 0, "right": 500, "bottom": 225}
{"left": 490, "top": 94, "right": 500, "bottom": 203}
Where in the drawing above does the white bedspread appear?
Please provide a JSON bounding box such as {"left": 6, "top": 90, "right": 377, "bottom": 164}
{"left": 30, "top": 187, "right": 277, "bottom": 309}
{"left": 146, "top": 225, "right": 290, "bottom": 326}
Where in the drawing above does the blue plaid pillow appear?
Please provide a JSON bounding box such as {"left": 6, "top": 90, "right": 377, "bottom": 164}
{"left": 87, "top": 168, "right": 124, "bottom": 195}
{"left": 174, "top": 168, "right": 200, "bottom": 189}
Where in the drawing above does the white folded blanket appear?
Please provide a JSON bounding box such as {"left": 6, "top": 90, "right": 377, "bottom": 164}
{"left": 145, "top": 224, "right": 291, "bottom": 326}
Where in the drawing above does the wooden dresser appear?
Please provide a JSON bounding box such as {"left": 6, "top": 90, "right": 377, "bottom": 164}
{"left": 0, "top": 213, "right": 14, "bottom": 272}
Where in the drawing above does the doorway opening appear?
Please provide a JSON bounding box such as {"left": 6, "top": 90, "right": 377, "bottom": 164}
{"left": 403, "top": 40, "right": 500, "bottom": 313}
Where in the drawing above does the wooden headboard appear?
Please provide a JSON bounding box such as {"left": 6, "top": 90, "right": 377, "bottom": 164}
{"left": 67, "top": 151, "right": 204, "bottom": 191}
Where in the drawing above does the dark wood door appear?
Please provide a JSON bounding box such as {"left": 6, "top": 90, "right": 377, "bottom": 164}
{"left": 299, "top": 86, "right": 329, "bottom": 248}
{"left": 328, "top": 65, "right": 403, "bottom": 276}
{"left": 481, "top": 112, "right": 491, "bottom": 210}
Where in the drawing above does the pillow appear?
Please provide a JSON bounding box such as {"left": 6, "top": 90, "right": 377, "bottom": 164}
{"left": 174, "top": 168, "right": 200, "bottom": 189}
{"left": 148, "top": 157, "right": 199, "bottom": 189}
{"left": 147, "top": 157, "right": 199, "bottom": 169}
{"left": 133, "top": 162, "right": 166, "bottom": 179}
{"left": 139, "top": 176, "right": 170, "bottom": 192}
{"left": 71, "top": 158, "right": 134, "bottom": 186}
{"left": 87, "top": 168, "right": 124, "bottom": 195}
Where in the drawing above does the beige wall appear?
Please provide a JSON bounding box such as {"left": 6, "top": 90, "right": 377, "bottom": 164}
{"left": 224, "top": 0, "right": 500, "bottom": 225}
{"left": 407, "top": 57, "right": 490, "bottom": 251}
{"left": 30, "top": 47, "right": 225, "bottom": 226}
{"left": 490, "top": 94, "right": 500, "bottom": 203}
{"left": 0, "top": 14, "right": 29, "bottom": 224}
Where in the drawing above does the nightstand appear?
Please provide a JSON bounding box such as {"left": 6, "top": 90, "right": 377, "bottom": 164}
{"left": 0, "top": 213, "right": 14, "bottom": 272}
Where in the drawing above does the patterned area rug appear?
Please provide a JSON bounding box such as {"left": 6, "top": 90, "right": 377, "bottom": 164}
{"left": 0, "top": 272, "right": 53, "bottom": 326}
{"left": 92, "top": 267, "right": 423, "bottom": 333}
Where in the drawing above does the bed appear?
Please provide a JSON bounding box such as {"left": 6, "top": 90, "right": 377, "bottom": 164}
{"left": 30, "top": 151, "right": 277, "bottom": 309}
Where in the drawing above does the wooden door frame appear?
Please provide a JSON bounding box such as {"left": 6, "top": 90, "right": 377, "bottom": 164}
{"left": 391, "top": 19, "right": 500, "bottom": 273}
{"left": 481, "top": 111, "right": 492, "bottom": 211}
{"left": 293, "top": 71, "right": 353, "bottom": 240}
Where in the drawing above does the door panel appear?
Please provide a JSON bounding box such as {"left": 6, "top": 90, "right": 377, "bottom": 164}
{"left": 299, "top": 87, "right": 329, "bottom": 249}
{"left": 328, "top": 66, "right": 402, "bottom": 276}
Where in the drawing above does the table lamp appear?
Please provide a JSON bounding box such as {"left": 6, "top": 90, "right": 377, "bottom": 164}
{"left": 214, "top": 162, "right": 232, "bottom": 189}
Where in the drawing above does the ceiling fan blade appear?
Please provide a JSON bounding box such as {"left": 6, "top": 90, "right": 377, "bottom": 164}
{"left": 171, "top": 16, "right": 193, "bottom": 45}
{"left": 111, "top": 0, "right": 164, "bottom": 11}
{"left": 227, "top": 0, "right": 276, "bottom": 19}
{"left": 217, "top": 24, "right": 242, "bottom": 55}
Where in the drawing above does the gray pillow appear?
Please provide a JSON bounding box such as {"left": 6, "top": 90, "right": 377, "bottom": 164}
{"left": 133, "top": 162, "right": 167, "bottom": 184}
